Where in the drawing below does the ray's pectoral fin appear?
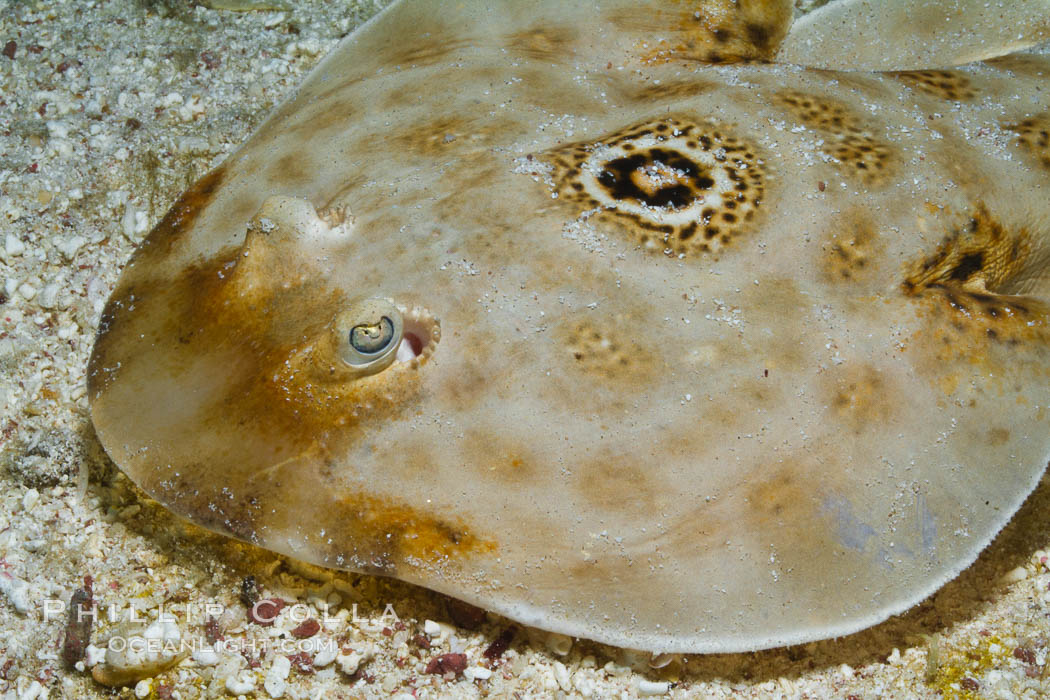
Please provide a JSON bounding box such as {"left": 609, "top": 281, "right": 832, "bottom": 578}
{"left": 777, "top": 0, "right": 1050, "bottom": 71}
{"left": 599, "top": 0, "right": 794, "bottom": 66}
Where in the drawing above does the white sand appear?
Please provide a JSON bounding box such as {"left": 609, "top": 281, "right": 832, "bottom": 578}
{"left": 1, "top": 0, "right": 1049, "bottom": 697}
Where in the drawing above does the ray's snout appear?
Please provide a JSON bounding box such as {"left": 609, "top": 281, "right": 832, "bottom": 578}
{"left": 88, "top": 193, "right": 440, "bottom": 552}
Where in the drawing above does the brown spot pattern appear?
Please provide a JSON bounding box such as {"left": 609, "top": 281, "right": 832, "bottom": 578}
{"left": 566, "top": 321, "right": 648, "bottom": 380}
{"left": 282, "top": 92, "right": 358, "bottom": 137}
{"left": 623, "top": 79, "right": 718, "bottom": 103}
{"left": 326, "top": 494, "right": 496, "bottom": 572}
{"left": 267, "top": 151, "right": 313, "bottom": 186}
{"left": 983, "top": 54, "right": 1050, "bottom": 79}
{"left": 572, "top": 453, "right": 664, "bottom": 516}
{"left": 505, "top": 25, "right": 578, "bottom": 61}
{"left": 665, "top": 454, "right": 858, "bottom": 576}
{"left": 1005, "top": 113, "right": 1050, "bottom": 171}
{"left": 701, "top": 377, "right": 778, "bottom": 432}
{"left": 745, "top": 463, "right": 806, "bottom": 523}
{"left": 458, "top": 430, "right": 539, "bottom": 486}
{"left": 774, "top": 90, "right": 895, "bottom": 186}
{"left": 987, "top": 427, "right": 1011, "bottom": 446}
{"left": 905, "top": 282, "right": 1050, "bottom": 395}
{"left": 385, "top": 31, "right": 473, "bottom": 68}
{"left": 903, "top": 205, "right": 1040, "bottom": 298}
{"left": 390, "top": 114, "right": 510, "bottom": 158}
{"left": 393, "top": 115, "right": 472, "bottom": 156}
{"left": 821, "top": 213, "right": 883, "bottom": 284}
{"left": 894, "top": 70, "right": 976, "bottom": 101}
{"left": 610, "top": 0, "right": 792, "bottom": 66}
{"left": 902, "top": 205, "right": 1050, "bottom": 369}
{"left": 536, "top": 116, "right": 766, "bottom": 257}
{"left": 823, "top": 364, "right": 895, "bottom": 433}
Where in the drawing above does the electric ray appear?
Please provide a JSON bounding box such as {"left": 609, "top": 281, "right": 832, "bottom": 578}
{"left": 87, "top": 0, "right": 1050, "bottom": 653}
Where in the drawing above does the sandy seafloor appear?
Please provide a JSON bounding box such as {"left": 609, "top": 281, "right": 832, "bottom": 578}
{"left": 2, "top": 0, "right": 1050, "bottom": 698}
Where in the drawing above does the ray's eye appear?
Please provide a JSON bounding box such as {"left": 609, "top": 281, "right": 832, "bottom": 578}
{"left": 350, "top": 316, "right": 395, "bottom": 354}
{"left": 334, "top": 298, "right": 404, "bottom": 375}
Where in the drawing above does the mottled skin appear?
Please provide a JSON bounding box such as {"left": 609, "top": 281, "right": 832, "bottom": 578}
{"left": 88, "top": 0, "right": 1050, "bottom": 653}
